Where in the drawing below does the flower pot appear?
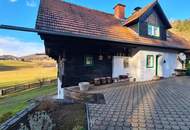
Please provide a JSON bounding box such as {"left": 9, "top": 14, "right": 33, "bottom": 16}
{"left": 78, "top": 82, "right": 90, "bottom": 91}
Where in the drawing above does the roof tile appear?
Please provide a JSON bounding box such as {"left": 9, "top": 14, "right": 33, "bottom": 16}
{"left": 36, "top": 0, "right": 190, "bottom": 49}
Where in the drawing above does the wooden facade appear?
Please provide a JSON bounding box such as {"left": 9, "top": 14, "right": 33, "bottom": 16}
{"left": 41, "top": 35, "right": 133, "bottom": 87}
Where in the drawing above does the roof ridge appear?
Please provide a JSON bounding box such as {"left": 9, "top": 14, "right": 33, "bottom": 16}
{"left": 127, "top": 0, "right": 156, "bottom": 20}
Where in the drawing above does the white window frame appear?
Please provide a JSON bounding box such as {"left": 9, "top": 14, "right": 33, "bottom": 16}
{"left": 148, "top": 24, "right": 160, "bottom": 37}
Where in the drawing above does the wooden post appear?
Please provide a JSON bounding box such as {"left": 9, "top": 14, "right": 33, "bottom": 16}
{"left": 57, "top": 55, "right": 65, "bottom": 99}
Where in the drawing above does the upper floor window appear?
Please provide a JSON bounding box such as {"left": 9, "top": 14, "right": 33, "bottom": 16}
{"left": 123, "top": 57, "right": 129, "bottom": 68}
{"left": 148, "top": 24, "right": 160, "bottom": 37}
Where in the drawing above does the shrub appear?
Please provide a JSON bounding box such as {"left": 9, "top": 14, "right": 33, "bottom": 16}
{"left": 18, "top": 111, "right": 55, "bottom": 130}
{"left": 36, "top": 97, "right": 58, "bottom": 112}
{"left": 72, "top": 125, "right": 85, "bottom": 130}
{"left": 186, "top": 60, "right": 190, "bottom": 76}
{"left": 18, "top": 123, "right": 29, "bottom": 130}
{"left": 0, "top": 112, "right": 13, "bottom": 123}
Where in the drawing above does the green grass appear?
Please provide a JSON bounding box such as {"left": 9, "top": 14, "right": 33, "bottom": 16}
{"left": 0, "top": 85, "right": 56, "bottom": 124}
{"left": 0, "top": 60, "right": 56, "bottom": 88}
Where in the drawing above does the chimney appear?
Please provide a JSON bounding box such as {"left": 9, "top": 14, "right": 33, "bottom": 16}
{"left": 113, "top": 4, "right": 126, "bottom": 19}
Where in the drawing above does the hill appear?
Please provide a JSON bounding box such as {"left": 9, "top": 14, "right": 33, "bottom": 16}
{"left": 0, "top": 55, "right": 18, "bottom": 60}
{"left": 0, "top": 54, "right": 57, "bottom": 88}
{"left": 170, "top": 19, "right": 190, "bottom": 42}
{"left": 20, "top": 53, "right": 53, "bottom": 61}
{"left": 0, "top": 53, "right": 54, "bottom": 62}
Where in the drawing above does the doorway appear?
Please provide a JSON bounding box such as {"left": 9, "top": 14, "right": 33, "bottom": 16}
{"left": 155, "top": 55, "right": 161, "bottom": 76}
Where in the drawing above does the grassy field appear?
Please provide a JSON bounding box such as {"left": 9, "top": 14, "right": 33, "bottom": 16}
{"left": 0, "top": 60, "right": 57, "bottom": 88}
{"left": 0, "top": 85, "right": 56, "bottom": 124}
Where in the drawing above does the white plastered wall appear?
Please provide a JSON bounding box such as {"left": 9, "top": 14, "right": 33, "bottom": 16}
{"left": 112, "top": 56, "right": 130, "bottom": 78}
{"left": 112, "top": 48, "right": 183, "bottom": 82}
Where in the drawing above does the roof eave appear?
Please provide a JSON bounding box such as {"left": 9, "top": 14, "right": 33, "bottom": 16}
{"left": 0, "top": 24, "right": 187, "bottom": 51}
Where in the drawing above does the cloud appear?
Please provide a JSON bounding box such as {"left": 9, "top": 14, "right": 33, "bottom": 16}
{"left": 10, "top": 0, "right": 17, "bottom": 2}
{"left": 26, "top": 0, "right": 37, "bottom": 7}
{"left": 0, "top": 36, "right": 44, "bottom": 57}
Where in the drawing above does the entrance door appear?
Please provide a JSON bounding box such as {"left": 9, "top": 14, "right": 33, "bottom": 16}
{"left": 155, "top": 55, "right": 162, "bottom": 77}
{"left": 155, "top": 55, "right": 159, "bottom": 76}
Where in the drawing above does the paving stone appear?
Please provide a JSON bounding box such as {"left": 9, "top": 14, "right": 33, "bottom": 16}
{"left": 87, "top": 78, "right": 190, "bottom": 130}
{"left": 115, "top": 126, "right": 122, "bottom": 130}
{"left": 163, "top": 125, "right": 172, "bottom": 130}
{"left": 106, "top": 126, "right": 114, "bottom": 130}
{"left": 179, "top": 126, "right": 190, "bottom": 130}
{"left": 122, "top": 126, "right": 131, "bottom": 130}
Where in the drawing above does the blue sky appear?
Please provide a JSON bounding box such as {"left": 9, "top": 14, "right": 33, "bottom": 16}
{"left": 0, "top": 0, "right": 189, "bottom": 56}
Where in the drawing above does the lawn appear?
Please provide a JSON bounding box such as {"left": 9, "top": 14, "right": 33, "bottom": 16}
{"left": 0, "top": 85, "right": 56, "bottom": 124}
{"left": 0, "top": 60, "right": 57, "bottom": 88}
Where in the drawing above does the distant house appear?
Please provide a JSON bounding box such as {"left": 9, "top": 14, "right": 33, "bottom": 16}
{"left": 36, "top": 0, "right": 190, "bottom": 99}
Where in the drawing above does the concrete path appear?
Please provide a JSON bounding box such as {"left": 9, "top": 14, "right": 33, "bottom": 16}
{"left": 87, "top": 77, "right": 190, "bottom": 130}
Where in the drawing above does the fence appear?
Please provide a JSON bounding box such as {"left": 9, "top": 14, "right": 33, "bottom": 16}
{"left": 0, "top": 79, "right": 57, "bottom": 96}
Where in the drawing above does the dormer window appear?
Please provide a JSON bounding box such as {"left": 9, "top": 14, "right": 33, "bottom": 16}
{"left": 148, "top": 24, "right": 160, "bottom": 37}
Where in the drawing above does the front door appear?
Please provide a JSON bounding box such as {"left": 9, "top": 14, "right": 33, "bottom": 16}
{"left": 155, "top": 55, "right": 159, "bottom": 76}
{"left": 155, "top": 55, "right": 162, "bottom": 76}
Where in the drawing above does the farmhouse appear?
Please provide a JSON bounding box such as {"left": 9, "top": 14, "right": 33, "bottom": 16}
{"left": 35, "top": 0, "right": 190, "bottom": 99}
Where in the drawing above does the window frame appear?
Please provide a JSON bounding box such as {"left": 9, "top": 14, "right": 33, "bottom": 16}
{"left": 146, "top": 55, "right": 154, "bottom": 68}
{"left": 84, "top": 55, "right": 94, "bottom": 66}
{"left": 148, "top": 24, "right": 160, "bottom": 38}
{"left": 123, "top": 57, "right": 129, "bottom": 68}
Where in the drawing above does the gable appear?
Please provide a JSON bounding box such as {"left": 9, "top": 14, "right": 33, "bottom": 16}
{"left": 145, "top": 10, "right": 164, "bottom": 27}
{"left": 125, "top": 1, "right": 171, "bottom": 29}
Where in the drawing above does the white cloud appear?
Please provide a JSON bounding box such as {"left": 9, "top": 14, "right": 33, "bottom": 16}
{"left": 0, "top": 36, "right": 44, "bottom": 57}
{"left": 10, "top": 0, "right": 17, "bottom": 2}
{"left": 26, "top": 0, "right": 36, "bottom": 7}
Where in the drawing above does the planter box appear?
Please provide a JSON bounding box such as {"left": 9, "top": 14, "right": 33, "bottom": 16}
{"left": 94, "top": 78, "right": 101, "bottom": 86}
{"left": 100, "top": 77, "right": 107, "bottom": 84}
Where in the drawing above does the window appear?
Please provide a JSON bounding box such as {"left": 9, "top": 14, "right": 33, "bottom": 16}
{"left": 84, "top": 56, "right": 94, "bottom": 66}
{"left": 148, "top": 24, "right": 160, "bottom": 37}
{"left": 146, "top": 55, "right": 154, "bottom": 68}
{"left": 123, "top": 57, "right": 129, "bottom": 68}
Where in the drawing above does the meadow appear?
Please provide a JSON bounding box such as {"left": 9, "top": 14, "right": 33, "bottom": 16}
{"left": 0, "top": 85, "right": 56, "bottom": 123}
{"left": 0, "top": 60, "right": 57, "bottom": 88}
{"left": 0, "top": 59, "right": 57, "bottom": 123}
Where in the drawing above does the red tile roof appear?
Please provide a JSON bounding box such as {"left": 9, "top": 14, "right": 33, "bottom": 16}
{"left": 125, "top": 1, "right": 156, "bottom": 26}
{"left": 124, "top": 1, "right": 171, "bottom": 29}
{"left": 36, "top": 0, "right": 190, "bottom": 50}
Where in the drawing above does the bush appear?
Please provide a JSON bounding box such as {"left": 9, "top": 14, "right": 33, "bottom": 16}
{"left": 186, "top": 60, "right": 190, "bottom": 76}
{"left": 18, "top": 111, "right": 55, "bottom": 130}
{"left": 0, "top": 112, "right": 13, "bottom": 124}
{"left": 36, "top": 97, "right": 58, "bottom": 112}
{"left": 72, "top": 125, "right": 85, "bottom": 130}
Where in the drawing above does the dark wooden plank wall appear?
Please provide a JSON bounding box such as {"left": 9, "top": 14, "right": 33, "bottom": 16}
{"left": 43, "top": 35, "right": 133, "bottom": 87}
{"left": 44, "top": 37, "right": 115, "bottom": 86}
{"left": 64, "top": 50, "right": 113, "bottom": 86}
